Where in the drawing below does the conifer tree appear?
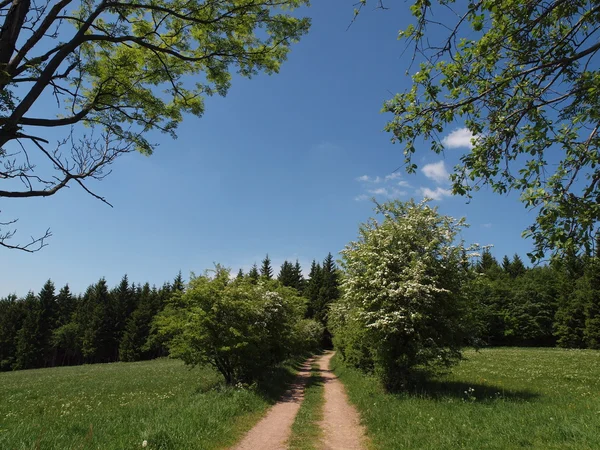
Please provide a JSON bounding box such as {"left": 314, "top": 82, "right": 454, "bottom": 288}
{"left": 0, "top": 295, "right": 25, "bottom": 371}
{"left": 278, "top": 261, "right": 296, "bottom": 287}
{"left": 293, "top": 260, "right": 306, "bottom": 294}
{"left": 305, "top": 261, "right": 323, "bottom": 319}
{"left": 261, "top": 254, "right": 274, "bottom": 280}
{"left": 248, "top": 264, "right": 260, "bottom": 284}
{"left": 15, "top": 292, "right": 43, "bottom": 370}
{"left": 502, "top": 255, "right": 512, "bottom": 274}
{"left": 237, "top": 269, "right": 244, "bottom": 280}
{"left": 584, "top": 259, "right": 600, "bottom": 349}
{"left": 478, "top": 249, "right": 500, "bottom": 274}
{"left": 510, "top": 254, "right": 527, "bottom": 278}
{"left": 55, "top": 285, "right": 75, "bottom": 328}
{"left": 52, "top": 285, "right": 78, "bottom": 366}
{"left": 37, "top": 280, "right": 57, "bottom": 366}
{"left": 172, "top": 272, "right": 185, "bottom": 292}
{"left": 119, "top": 283, "right": 157, "bottom": 362}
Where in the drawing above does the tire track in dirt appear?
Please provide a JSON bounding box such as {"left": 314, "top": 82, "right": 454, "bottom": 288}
{"left": 231, "top": 359, "right": 313, "bottom": 450}
{"left": 317, "top": 351, "right": 366, "bottom": 450}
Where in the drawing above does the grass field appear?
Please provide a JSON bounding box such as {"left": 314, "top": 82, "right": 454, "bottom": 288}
{"left": 0, "top": 358, "right": 296, "bottom": 450}
{"left": 333, "top": 347, "right": 600, "bottom": 450}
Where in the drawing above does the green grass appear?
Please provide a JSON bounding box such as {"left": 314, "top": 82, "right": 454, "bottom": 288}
{"left": 288, "top": 363, "right": 325, "bottom": 450}
{"left": 0, "top": 358, "right": 298, "bottom": 450}
{"left": 333, "top": 348, "right": 600, "bottom": 450}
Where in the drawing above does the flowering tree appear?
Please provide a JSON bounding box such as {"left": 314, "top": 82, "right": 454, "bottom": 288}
{"left": 154, "top": 265, "right": 314, "bottom": 384}
{"left": 330, "top": 199, "right": 477, "bottom": 387}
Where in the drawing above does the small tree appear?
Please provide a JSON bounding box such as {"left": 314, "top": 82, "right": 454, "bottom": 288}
{"left": 155, "top": 266, "right": 306, "bottom": 384}
{"left": 330, "top": 199, "right": 476, "bottom": 388}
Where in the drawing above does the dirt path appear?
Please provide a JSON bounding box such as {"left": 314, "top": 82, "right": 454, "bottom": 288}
{"left": 230, "top": 352, "right": 366, "bottom": 450}
{"left": 231, "top": 359, "right": 314, "bottom": 450}
{"left": 317, "top": 351, "right": 367, "bottom": 450}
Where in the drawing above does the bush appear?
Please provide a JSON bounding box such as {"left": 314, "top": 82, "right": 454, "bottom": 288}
{"left": 330, "top": 199, "right": 477, "bottom": 388}
{"left": 293, "top": 319, "right": 325, "bottom": 354}
{"left": 155, "top": 266, "right": 307, "bottom": 384}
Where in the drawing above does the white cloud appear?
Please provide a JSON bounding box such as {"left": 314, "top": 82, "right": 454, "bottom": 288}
{"left": 355, "top": 175, "right": 382, "bottom": 183}
{"left": 481, "top": 223, "right": 493, "bottom": 229}
{"left": 417, "top": 186, "right": 452, "bottom": 201}
{"left": 442, "top": 128, "right": 476, "bottom": 149}
{"left": 421, "top": 161, "right": 449, "bottom": 184}
{"left": 355, "top": 172, "right": 408, "bottom": 200}
{"left": 384, "top": 172, "right": 403, "bottom": 182}
{"left": 368, "top": 188, "right": 389, "bottom": 196}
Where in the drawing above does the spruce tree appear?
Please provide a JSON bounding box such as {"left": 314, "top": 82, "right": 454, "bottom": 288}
{"left": 293, "top": 260, "right": 306, "bottom": 294}
{"left": 15, "top": 292, "right": 43, "bottom": 370}
{"left": 172, "top": 271, "right": 185, "bottom": 292}
{"left": 52, "top": 284, "right": 78, "bottom": 366}
{"left": 510, "top": 254, "right": 527, "bottom": 278}
{"left": 0, "top": 295, "right": 25, "bottom": 371}
{"left": 248, "top": 264, "right": 260, "bottom": 284}
{"left": 478, "top": 249, "right": 500, "bottom": 274}
{"left": 260, "top": 254, "right": 274, "bottom": 280}
{"left": 107, "top": 275, "right": 134, "bottom": 361}
{"left": 119, "top": 283, "right": 157, "bottom": 361}
{"left": 502, "top": 255, "right": 512, "bottom": 274}
{"left": 316, "top": 253, "right": 340, "bottom": 346}
{"left": 584, "top": 259, "right": 600, "bottom": 349}
{"left": 305, "top": 261, "right": 323, "bottom": 319}
{"left": 278, "top": 261, "right": 296, "bottom": 287}
{"left": 236, "top": 269, "right": 244, "bottom": 280}
{"left": 37, "top": 280, "right": 57, "bottom": 366}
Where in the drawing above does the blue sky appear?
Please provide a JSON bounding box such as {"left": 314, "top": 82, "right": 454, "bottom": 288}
{"left": 1, "top": 1, "right": 539, "bottom": 297}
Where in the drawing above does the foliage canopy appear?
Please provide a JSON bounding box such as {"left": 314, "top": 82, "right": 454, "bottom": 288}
{"left": 0, "top": 0, "right": 309, "bottom": 250}
{"left": 330, "top": 199, "right": 476, "bottom": 387}
{"left": 374, "top": 0, "right": 600, "bottom": 260}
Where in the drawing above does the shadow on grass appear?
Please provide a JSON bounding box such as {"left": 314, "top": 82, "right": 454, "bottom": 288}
{"left": 400, "top": 378, "right": 539, "bottom": 403}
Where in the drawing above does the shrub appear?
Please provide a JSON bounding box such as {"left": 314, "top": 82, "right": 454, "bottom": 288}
{"left": 155, "top": 266, "right": 307, "bottom": 384}
{"left": 330, "top": 199, "right": 477, "bottom": 388}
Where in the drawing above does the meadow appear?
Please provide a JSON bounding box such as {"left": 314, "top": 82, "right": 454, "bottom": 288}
{"left": 0, "top": 358, "right": 295, "bottom": 450}
{"left": 333, "top": 347, "right": 600, "bottom": 450}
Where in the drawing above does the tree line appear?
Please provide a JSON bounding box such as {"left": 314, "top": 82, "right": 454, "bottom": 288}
{"left": 0, "top": 254, "right": 341, "bottom": 372}
{"left": 470, "top": 248, "right": 600, "bottom": 349}
{"left": 2, "top": 239, "right": 599, "bottom": 377}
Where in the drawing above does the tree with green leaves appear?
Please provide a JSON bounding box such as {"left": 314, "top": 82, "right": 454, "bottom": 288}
{"left": 330, "top": 199, "right": 477, "bottom": 387}
{"left": 155, "top": 265, "right": 306, "bottom": 384}
{"left": 372, "top": 0, "right": 600, "bottom": 260}
{"left": 0, "top": 0, "right": 310, "bottom": 251}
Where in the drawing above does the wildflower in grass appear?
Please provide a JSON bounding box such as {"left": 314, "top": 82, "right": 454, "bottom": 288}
{"left": 142, "top": 440, "right": 148, "bottom": 447}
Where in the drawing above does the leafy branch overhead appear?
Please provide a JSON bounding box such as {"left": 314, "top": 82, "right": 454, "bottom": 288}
{"left": 0, "top": 0, "right": 310, "bottom": 251}
{"left": 376, "top": 0, "right": 600, "bottom": 260}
